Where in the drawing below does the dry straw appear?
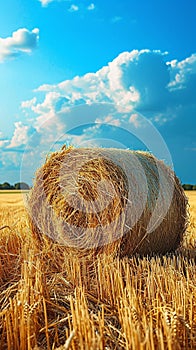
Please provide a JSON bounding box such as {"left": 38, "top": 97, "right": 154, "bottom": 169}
{"left": 28, "top": 146, "right": 188, "bottom": 257}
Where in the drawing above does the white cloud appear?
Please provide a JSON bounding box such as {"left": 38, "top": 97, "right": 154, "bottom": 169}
{"left": 87, "top": 3, "right": 95, "bottom": 11}
{"left": 2, "top": 49, "right": 196, "bottom": 184}
{"left": 68, "top": 4, "right": 79, "bottom": 12}
{"left": 7, "top": 122, "right": 31, "bottom": 149}
{"left": 21, "top": 50, "right": 196, "bottom": 129}
{"left": 34, "top": 50, "right": 143, "bottom": 115}
{"left": 39, "top": 0, "right": 69, "bottom": 6}
{"left": 21, "top": 97, "right": 37, "bottom": 109}
{"left": 95, "top": 114, "right": 121, "bottom": 127}
{"left": 129, "top": 113, "right": 141, "bottom": 128}
{"left": 167, "top": 53, "right": 196, "bottom": 91}
{"left": 4, "top": 122, "right": 40, "bottom": 152}
{"left": 39, "top": 0, "right": 53, "bottom": 6}
{"left": 0, "top": 139, "right": 9, "bottom": 148}
{"left": 0, "top": 28, "right": 39, "bottom": 62}
{"left": 39, "top": 0, "right": 94, "bottom": 12}
{"left": 25, "top": 50, "right": 196, "bottom": 146}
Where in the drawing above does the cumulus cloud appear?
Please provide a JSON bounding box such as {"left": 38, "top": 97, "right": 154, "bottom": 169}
{"left": 31, "top": 49, "right": 172, "bottom": 120}
{"left": 34, "top": 50, "right": 147, "bottom": 115}
{"left": 21, "top": 50, "right": 196, "bottom": 127}
{"left": 0, "top": 139, "right": 9, "bottom": 148}
{"left": 39, "top": 0, "right": 53, "bottom": 6}
{"left": 167, "top": 54, "right": 196, "bottom": 106}
{"left": 2, "top": 49, "right": 196, "bottom": 183}
{"left": 68, "top": 4, "right": 79, "bottom": 12}
{"left": 0, "top": 123, "right": 39, "bottom": 182}
{"left": 39, "top": 0, "right": 69, "bottom": 6}
{"left": 21, "top": 97, "right": 37, "bottom": 109}
{"left": 6, "top": 122, "right": 41, "bottom": 151}
{"left": 0, "top": 28, "right": 39, "bottom": 62}
{"left": 39, "top": 0, "right": 95, "bottom": 11}
{"left": 87, "top": 3, "right": 95, "bottom": 11}
{"left": 129, "top": 113, "right": 141, "bottom": 128}
{"left": 7, "top": 122, "right": 31, "bottom": 150}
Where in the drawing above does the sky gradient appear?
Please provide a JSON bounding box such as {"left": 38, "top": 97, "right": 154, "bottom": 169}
{"left": 0, "top": 0, "right": 195, "bottom": 184}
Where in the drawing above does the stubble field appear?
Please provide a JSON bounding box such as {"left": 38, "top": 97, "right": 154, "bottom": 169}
{"left": 0, "top": 190, "right": 195, "bottom": 349}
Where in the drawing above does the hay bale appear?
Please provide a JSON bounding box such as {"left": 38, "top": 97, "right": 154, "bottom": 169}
{"left": 28, "top": 146, "right": 188, "bottom": 256}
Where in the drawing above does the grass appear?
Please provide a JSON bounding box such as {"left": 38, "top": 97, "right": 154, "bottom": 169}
{"left": 0, "top": 191, "right": 195, "bottom": 349}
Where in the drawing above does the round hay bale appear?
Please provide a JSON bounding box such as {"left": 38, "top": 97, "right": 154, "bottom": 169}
{"left": 28, "top": 146, "right": 188, "bottom": 256}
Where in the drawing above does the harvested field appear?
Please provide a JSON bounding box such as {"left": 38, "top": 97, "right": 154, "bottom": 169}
{"left": 0, "top": 190, "right": 195, "bottom": 349}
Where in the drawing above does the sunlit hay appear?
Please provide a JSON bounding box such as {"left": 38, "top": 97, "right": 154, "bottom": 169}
{"left": 177, "top": 205, "right": 196, "bottom": 259}
{"left": 0, "top": 229, "right": 21, "bottom": 287}
{"left": 28, "top": 146, "right": 188, "bottom": 257}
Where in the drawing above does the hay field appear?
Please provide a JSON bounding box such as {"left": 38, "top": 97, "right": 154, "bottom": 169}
{"left": 0, "top": 190, "right": 195, "bottom": 349}
{"left": 187, "top": 191, "right": 196, "bottom": 220}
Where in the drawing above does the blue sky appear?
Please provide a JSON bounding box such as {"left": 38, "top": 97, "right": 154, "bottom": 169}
{"left": 0, "top": 0, "right": 195, "bottom": 184}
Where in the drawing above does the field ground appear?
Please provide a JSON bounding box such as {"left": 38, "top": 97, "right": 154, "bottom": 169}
{"left": 0, "top": 191, "right": 28, "bottom": 207}
{"left": 0, "top": 190, "right": 195, "bottom": 349}
{"left": 186, "top": 191, "right": 196, "bottom": 219}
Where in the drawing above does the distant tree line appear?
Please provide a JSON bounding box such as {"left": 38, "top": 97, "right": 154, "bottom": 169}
{"left": 182, "top": 184, "right": 196, "bottom": 190}
{"left": 0, "top": 182, "right": 30, "bottom": 190}
{"left": 0, "top": 181, "right": 195, "bottom": 191}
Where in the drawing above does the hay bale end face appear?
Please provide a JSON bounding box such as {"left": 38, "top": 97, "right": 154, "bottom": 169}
{"left": 28, "top": 146, "right": 188, "bottom": 257}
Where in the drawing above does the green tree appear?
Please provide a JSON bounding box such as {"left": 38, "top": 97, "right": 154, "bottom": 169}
{"left": 0, "top": 182, "right": 14, "bottom": 190}
{"left": 14, "top": 182, "right": 30, "bottom": 190}
{"left": 182, "top": 184, "right": 193, "bottom": 190}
